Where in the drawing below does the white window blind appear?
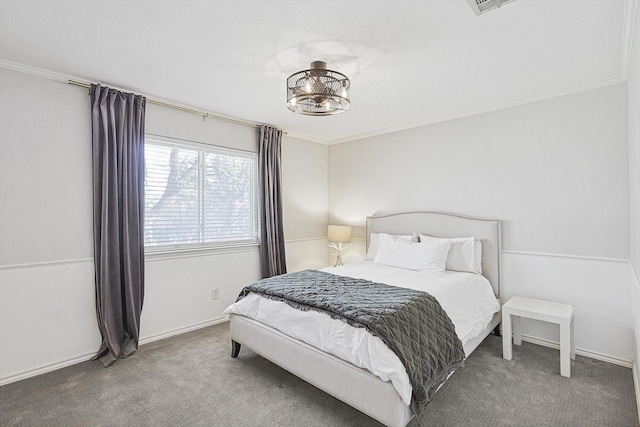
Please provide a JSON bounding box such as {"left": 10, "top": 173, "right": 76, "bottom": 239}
{"left": 144, "top": 139, "right": 258, "bottom": 250}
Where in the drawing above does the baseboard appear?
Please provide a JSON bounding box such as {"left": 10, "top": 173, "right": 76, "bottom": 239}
{"left": 0, "top": 317, "right": 228, "bottom": 387}
{"left": 633, "top": 362, "right": 640, "bottom": 422}
{"left": 521, "top": 334, "right": 633, "bottom": 368}
{"left": 0, "top": 351, "right": 96, "bottom": 387}
{"left": 139, "top": 316, "right": 227, "bottom": 345}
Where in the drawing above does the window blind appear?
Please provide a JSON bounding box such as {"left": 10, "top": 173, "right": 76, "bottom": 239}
{"left": 144, "top": 140, "right": 258, "bottom": 249}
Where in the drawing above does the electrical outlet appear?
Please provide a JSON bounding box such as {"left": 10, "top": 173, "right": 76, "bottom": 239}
{"left": 211, "top": 288, "right": 219, "bottom": 300}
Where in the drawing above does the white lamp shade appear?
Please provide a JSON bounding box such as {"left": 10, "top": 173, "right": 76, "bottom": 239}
{"left": 328, "top": 225, "right": 352, "bottom": 243}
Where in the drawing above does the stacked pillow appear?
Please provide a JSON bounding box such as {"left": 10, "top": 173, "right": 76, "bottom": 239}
{"left": 368, "top": 232, "right": 482, "bottom": 274}
{"left": 365, "top": 233, "right": 417, "bottom": 260}
{"left": 372, "top": 233, "right": 450, "bottom": 272}
{"left": 419, "top": 235, "right": 482, "bottom": 274}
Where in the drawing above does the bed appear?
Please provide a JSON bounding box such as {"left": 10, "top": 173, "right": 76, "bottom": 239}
{"left": 225, "top": 211, "right": 502, "bottom": 427}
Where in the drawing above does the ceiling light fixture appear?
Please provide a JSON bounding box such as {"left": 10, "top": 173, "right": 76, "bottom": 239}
{"left": 286, "top": 61, "right": 351, "bottom": 116}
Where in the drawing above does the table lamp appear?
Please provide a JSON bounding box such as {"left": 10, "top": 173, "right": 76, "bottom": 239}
{"left": 328, "top": 225, "right": 352, "bottom": 267}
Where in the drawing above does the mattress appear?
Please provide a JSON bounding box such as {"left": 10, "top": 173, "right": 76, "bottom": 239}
{"left": 224, "top": 261, "right": 500, "bottom": 405}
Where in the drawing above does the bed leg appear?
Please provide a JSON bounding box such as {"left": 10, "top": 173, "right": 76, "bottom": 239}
{"left": 494, "top": 324, "right": 501, "bottom": 337}
{"left": 231, "top": 340, "right": 241, "bottom": 358}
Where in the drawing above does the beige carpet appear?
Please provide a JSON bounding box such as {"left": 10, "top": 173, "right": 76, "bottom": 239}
{"left": 1, "top": 322, "right": 638, "bottom": 427}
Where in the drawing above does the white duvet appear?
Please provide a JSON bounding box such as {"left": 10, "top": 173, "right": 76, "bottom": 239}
{"left": 224, "top": 261, "right": 500, "bottom": 405}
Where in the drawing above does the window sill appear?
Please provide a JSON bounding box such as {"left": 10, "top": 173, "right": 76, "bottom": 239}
{"left": 145, "top": 243, "right": 259, "bottom": 262}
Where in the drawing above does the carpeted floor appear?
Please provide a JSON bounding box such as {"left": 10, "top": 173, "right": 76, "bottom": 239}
{"left": 1, "top": 322, "right": 638, "bottom": 427}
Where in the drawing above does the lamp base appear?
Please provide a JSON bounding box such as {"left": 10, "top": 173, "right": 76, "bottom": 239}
{"left": 329, "top": 242, "right": 346, "bottom": 267}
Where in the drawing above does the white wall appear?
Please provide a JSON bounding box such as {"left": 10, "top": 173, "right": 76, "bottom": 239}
{"left": 0, "top": 67, "right": 328, "bottom": 384}
{"left": 281, "top": 135, "right": 330, "bottom": 271}
{"left": 627, "top": 0, "right": 640, "bottom": 406}
{"left": 329, "top": 84, "right": 634, "bottom": 363}
{"left": 0, "top": 69, "right": 102, "bottom": 382}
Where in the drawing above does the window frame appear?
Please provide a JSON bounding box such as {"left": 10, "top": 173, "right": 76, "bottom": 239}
{"left": 143, "top": 135, "right": 260, "bottom": 256}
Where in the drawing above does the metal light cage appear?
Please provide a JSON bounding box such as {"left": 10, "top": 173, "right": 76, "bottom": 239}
{"left": 286, "top": 61, "right": 351, "bottom": 116}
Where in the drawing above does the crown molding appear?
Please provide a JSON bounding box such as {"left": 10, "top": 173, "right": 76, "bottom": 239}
{"left": 0, "top": 59, "right": 280, "bottom": 134}
{"left": 1, "top": 58, "right": 628, "bottom": 148}
{"left": 0, "top": 58, "right": 80, "bottom": 84}
{"left": 282, "top": 131, "right": 329, "bottom": 145}
{"left": 327, "top": 76, "right": 627, "bottom": 145}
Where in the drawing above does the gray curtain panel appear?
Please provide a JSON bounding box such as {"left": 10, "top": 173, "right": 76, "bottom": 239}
{"left": 90, "top": 84, "right": 146, "bottom": 367}
{"left": 258, "top": 124, "right": 287, "bottom": 278}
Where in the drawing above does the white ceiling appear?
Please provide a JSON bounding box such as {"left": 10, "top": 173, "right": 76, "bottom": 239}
{"left": 0, "top": 0, "right": 634, "bottom": 144}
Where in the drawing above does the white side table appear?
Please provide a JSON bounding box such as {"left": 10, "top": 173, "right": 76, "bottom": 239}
{"left": 502, "top": 296, "right": 575, "bottom": 377}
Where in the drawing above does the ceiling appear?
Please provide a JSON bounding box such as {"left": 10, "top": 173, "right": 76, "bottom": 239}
{"left": 0, "top": 0, "right": 635, "bottom": 144}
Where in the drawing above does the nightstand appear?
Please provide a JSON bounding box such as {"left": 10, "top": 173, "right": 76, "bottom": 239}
{"left": 502, "top": 296, "right": 575, "bottom": 377}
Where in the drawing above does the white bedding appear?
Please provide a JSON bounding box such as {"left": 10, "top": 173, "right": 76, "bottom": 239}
{"left": 224, "top": 261, "right": 500, "bottom": 405}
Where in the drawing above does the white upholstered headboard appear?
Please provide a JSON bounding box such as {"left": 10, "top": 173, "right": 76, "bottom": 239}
{"left": 366, "top": 211, "right": 502, "bottom": 299}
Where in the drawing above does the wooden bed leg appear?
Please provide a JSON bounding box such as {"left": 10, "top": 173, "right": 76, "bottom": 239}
{"left": 231, "top": 340, "right": 241, "bottom": 358}
{"left": 494, "top": 324, "right": 501, "bottom": 337}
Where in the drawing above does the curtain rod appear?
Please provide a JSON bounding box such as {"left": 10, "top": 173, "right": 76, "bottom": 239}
{"left": 68, "top": 79, "right": 285, "bottom": 133}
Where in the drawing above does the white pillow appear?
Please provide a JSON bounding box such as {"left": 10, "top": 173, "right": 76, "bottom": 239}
{"left": 473, "top": 239, "right": 482, "bottom": 273}
{"left": 419, "top": 234, "right": 482, "bottom": 274}
{"left": 365, "top": 233, "right": 417, "bottom": 260}
{"left": 373, "top": 233, "right": 450, "bottom": 272}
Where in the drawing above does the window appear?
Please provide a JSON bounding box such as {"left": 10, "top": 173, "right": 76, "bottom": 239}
{"left": 144, "top": 138, "right": 259, "bottom": 250}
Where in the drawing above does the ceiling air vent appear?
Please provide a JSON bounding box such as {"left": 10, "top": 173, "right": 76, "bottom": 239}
{"left": 467, "top": 0, "right": 516, "bottom": 16}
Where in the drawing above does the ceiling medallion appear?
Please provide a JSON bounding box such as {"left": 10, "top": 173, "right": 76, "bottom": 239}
{"left": 286, "top": 61, "right": 351, "bottom": 116}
